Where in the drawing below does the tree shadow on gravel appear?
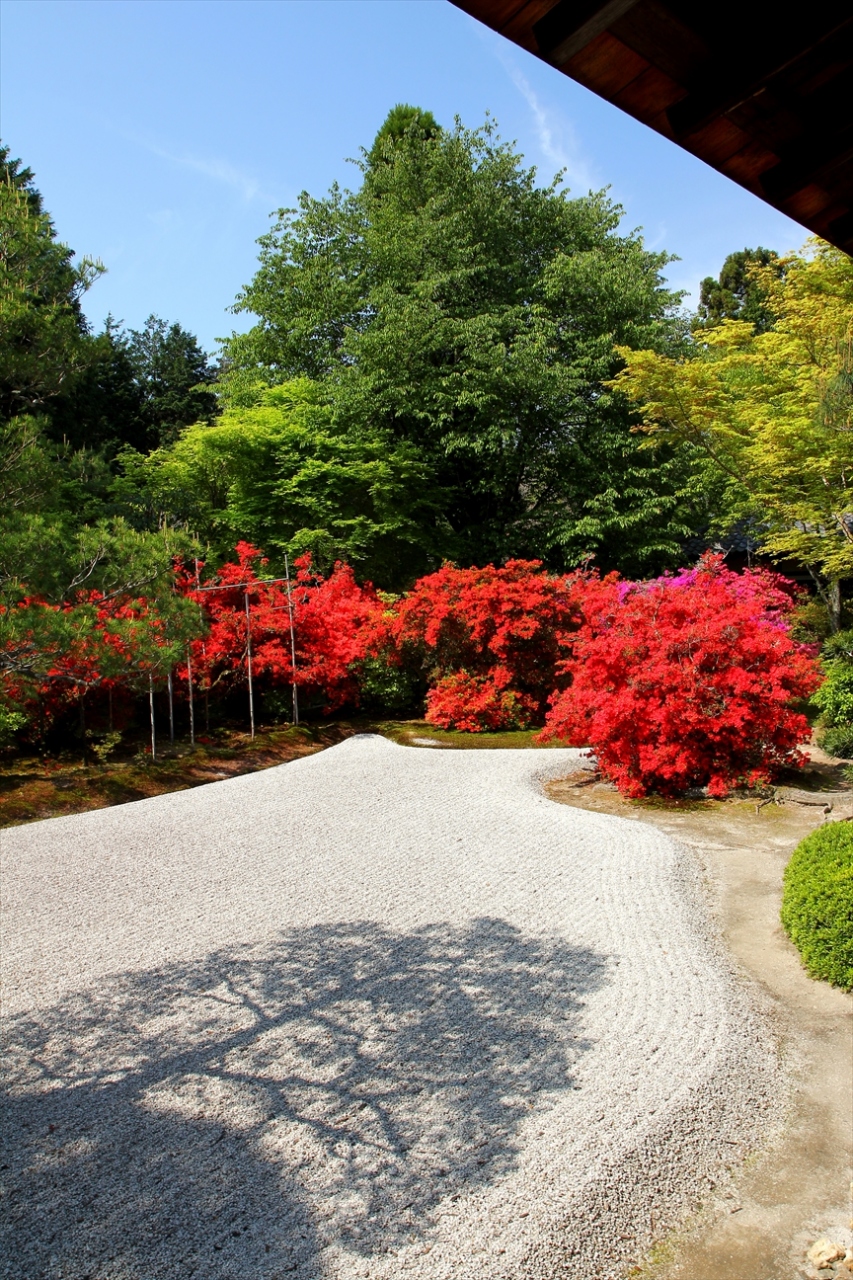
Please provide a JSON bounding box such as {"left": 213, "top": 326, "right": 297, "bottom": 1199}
{"left": 2, "top": 919, "right": 608, "bottom": 1279}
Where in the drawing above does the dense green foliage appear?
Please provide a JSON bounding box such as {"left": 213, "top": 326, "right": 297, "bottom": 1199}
{"left": 0, "top": 145, "right": 103, "bottom": 422}
{"left": 781, "top": 824, "right": 853, "bottom": 990}
{"left": 615, "top": 243, "right": 853, "bottom": 630}
{"left": 0, "top": 146, "right": 206, "bottom": 736}
{"left": 116, "top": 379, "right": 445, "bottom": 586}
{"left": 217, "top": 110, "right": 712, "bottom": 581}
{"left": 813, "top": 630, "right": 853, "bottom": 758}
{"left": 50, "top": 315, "right": 218, "bottom": 453}
{"left": 696, "top": 247, "right": 783, "bottom": 334}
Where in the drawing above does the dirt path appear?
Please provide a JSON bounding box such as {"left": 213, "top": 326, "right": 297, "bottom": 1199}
{"left": 546, "top": 767, "right": 853, "bottom": 1280}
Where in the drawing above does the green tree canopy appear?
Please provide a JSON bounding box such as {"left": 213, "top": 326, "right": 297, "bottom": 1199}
{"left": 50, "top": 314, "right": 218, "bottom": 454}
{"left": 125, "top": 314, "right": 218, "bottom": 447}
{"left": 0, "top": 143, "right": 103, "bottom": 422}
{"left": 1, "top": 144, "right": 44, "bottom": 216}
{"left": 219, "top": 110, "right": 708, "bottom": 581}
{"left": 0, "top": 149, "right": 206, "bottom": 722}
{"left": 696, "top": 247, "right": 784, "bottom": 334}
{"left": 613, "top": 241, "right": 853, "bottom": 628}
{"left": 366, "top": 103, "right": 440, "bottom": 167}
{"left": 119, "top": 379, "right": 447, "bottom": 588}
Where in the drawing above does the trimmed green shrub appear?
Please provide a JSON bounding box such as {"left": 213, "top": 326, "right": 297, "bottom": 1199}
{"left": 781, "top": 824, "right": 853, "bottom": 991}
{"left": 820, "top": 724, "right": 853, "bottom": 760}
{"left": 813, "top": 630, "right": 853, "bottom": 760}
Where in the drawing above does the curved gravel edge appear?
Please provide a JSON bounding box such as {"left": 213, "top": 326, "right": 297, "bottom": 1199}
{"left": 0, "top": 736, "right": 787, "bottom": 1280}
{"left": 524, "top": 838, "right": 786, "bottom": 1280}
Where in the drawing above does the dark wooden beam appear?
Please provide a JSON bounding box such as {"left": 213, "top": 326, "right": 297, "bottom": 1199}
{"left": 450, "top": 0, "right": 853, "bottom": 256}
{"left": 827, "top": 209, "right": 853, "bottom": 252}
{"left": 532, "top": 0, "right": 641, "bottom": 67}
{"left": 666, "top": 20, "right": 852, "bottom": 140}
{"left": 761, "top": 126, "right": 853, "bottom": 202}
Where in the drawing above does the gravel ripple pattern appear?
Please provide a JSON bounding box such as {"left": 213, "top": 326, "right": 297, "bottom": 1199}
{"left": 1, "top": 735, "right": 781, "bottom": 1279}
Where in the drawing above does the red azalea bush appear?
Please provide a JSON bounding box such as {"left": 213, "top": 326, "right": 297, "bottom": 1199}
{"left": 385, "top": 560, "right": 584, "bottom": 731}
{"left": 538, "top": 555, "right": 821, "bottom": 797}
{"left": 184, "top": 543, "right": 381, "bottom": 714}
{"left": 425, "top": 669, "right": 540, "bottom": 732}
{"left": 0, "top": 545, "right": 825, "bottom": 790}
{"left": 3, "top": 591, "right": 183, "bottom": 745}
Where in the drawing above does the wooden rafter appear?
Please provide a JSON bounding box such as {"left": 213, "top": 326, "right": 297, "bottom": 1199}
{"left": 451, "top": 0, "right": 853, "bottom": 255}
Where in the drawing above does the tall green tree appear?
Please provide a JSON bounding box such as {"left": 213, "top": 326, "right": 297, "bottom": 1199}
{"left": 125, "top": 314, "right": 218, "bottom": 447}
{"left": 0, "top": 144, "right": 103, "bottom": 421}
{"left": 0, "top": 149, "right": 206, "bottom": 738}
{"left": 0, "top": 146, "right": 44, "bottom": 215}
{"left": 696, "top": 247, "right": 784, "bottom": 334}
{"left": 120, "top": 379, "right": 447, "bottom": 586}
{"left": 613, "top": 242, "right": 853, "bottom": 628}
{"left": 221, "top": 109, "right": 708, "bottom": 581}
{"left": 48, "top": 317, "right": 147, "bottom": 453}
{"left": 49, "top": 314, "right": 218, "bottom": 454}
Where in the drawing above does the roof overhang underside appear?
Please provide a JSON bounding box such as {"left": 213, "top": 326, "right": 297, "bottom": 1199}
{"left": 451, "top": 0, "right": 853, "bottom": 256}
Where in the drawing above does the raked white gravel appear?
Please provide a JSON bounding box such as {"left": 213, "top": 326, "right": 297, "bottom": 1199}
{"left": 0, "top": 735, "right": 781, "bottom": 1280}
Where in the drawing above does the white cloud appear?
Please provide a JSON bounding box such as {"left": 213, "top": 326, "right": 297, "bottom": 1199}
{"left": 123, "top": 130, "right": 270, "bottom": 203}
{"left": 484, "top": 35, "right": 599, "bottom": 193}
{"left": 147, "top": 143, "right": 262, "bottom": 201}
{"left": 643, "top": 221, "right": 669, "bottom": 252}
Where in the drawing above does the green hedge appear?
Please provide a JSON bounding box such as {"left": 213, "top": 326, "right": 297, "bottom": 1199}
{"left": 781, "top": 824, "right": 853, "bottom": 991}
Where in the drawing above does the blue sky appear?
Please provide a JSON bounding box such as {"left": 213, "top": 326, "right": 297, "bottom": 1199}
{"left": 1, "top": 0, "right": 809, "bottom": 354}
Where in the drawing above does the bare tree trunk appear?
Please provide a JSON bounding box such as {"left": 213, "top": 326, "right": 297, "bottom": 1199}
{"left": 167, "top": 669, "right": 175, "bottom": 744}
{"left": 284, "top": 552, "right": 299, "bottom": 725}
{"left": 187, "top": 646, "right": 195, "bottom": 748}
{"left": 149, "top": 675, "right": 157, "bottom": 762}
{"left": 807, "top": 568, "right": 843, "bottom": 634}
{"left": 245, "top": 591, "right": 255, "bottom": 740}
{"left": 828, "top": 579, "right": 842, "bottom": 634}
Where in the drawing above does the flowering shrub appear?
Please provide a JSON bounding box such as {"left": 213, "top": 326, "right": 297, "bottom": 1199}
{"left": 386, "top": 561, "right": 583, "bottom": 731}
{"left": 0, "top": 545, "right": 827, "bottom": 786}
{"left": 184, "top": 543, "right": 381, "bottom": 714}
{"left": 538, "top": 556, "right": 821, "bottom": 797}
{"left": 2, "top": 588, "right": 197, "bottom": 745}
{"left": 425, "top": 670, "right": 540, "bottom": 732}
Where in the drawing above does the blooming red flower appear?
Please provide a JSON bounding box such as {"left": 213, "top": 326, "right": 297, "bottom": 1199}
{"left": 182, "top": 544, "right": 382, "bottom": 714}
{"left": 538, "top": 555, "right": 820, "bottom": 797}
{"left": 384, "top": 560, "right": 586, "bottom": 731}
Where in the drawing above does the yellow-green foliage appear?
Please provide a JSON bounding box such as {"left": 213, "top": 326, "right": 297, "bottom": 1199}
{"left": 611, "top": 242, "right": 853, "bottom": 590}
{"left": 781, "top": 823, "right": 853, "bottom": 991}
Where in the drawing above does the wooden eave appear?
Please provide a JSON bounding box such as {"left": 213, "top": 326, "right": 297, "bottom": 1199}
{"left": 451, "top": 0, "right": 853, "bottom": 256}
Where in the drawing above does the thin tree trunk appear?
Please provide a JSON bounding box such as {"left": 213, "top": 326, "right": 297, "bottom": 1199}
{"left": 187, "top": 646, "right": 195, "bottom": 748}
{"left": 149, "top": 675, "right": 157, "bottom": 762}
{"left": 808, "top": 567, "right": 843, "bottom": 633}
{"left": 203, "top": 642, "right": 209, "bottom": 732}
{"left": 284, "top": 552, "right": 299, "bottom": 725}
{"left": 245, "top": 591, "right": 255, "bottom": 740}
{"left": 828, "top": 579, "right": 842, "bottom": 634}
{"left": 167, "top": 669, "right": 175, "bottom": 744}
